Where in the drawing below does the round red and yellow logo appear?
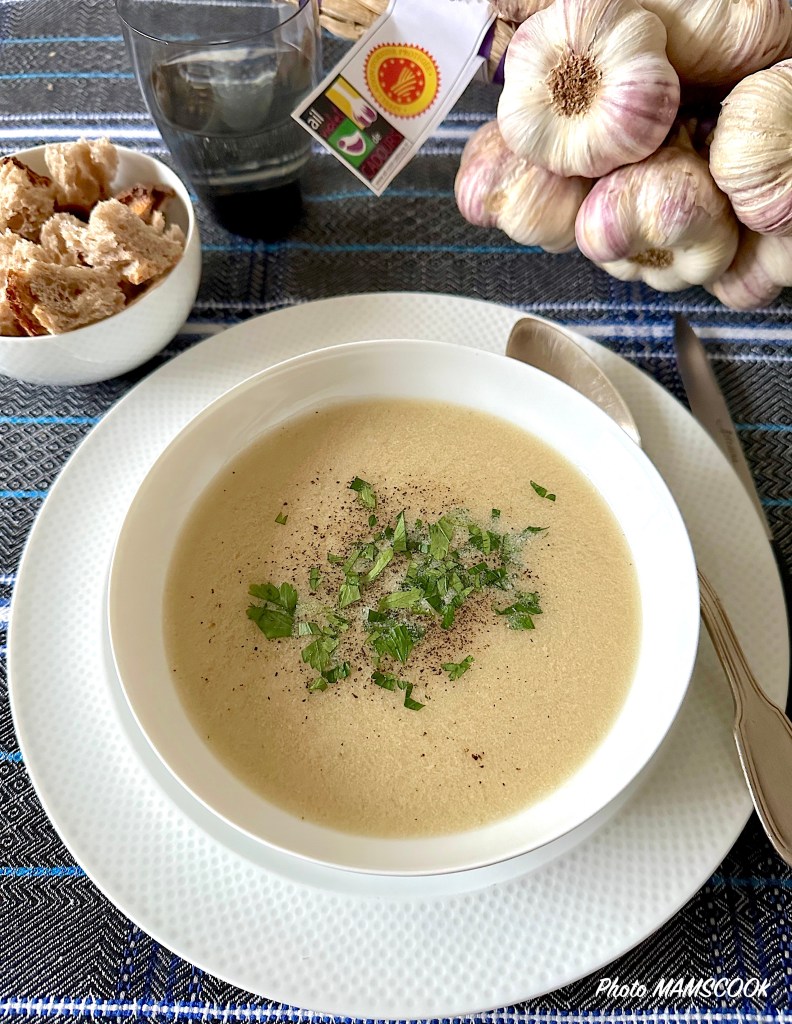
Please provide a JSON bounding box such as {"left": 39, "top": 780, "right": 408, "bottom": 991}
{"left": 365, "top": 44, "right": 440, "bottom": 119}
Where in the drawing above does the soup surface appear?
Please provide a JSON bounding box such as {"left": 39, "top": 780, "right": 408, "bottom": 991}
{"left": 164, "top": 398, "right": 641, "bottom": 837}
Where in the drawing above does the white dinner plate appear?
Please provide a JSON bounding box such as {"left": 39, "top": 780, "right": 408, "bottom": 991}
{"left": 9, "top": 292, "right": 789, "bottom": 1019}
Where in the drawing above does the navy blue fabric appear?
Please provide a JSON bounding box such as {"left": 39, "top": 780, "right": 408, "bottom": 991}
{"left": 1, "top": 3, "right": 792, "bottom": 1019}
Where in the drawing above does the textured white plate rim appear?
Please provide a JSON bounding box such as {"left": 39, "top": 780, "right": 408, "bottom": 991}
{"left": 7, "top": 292, "right": 788, "bottom": 1019}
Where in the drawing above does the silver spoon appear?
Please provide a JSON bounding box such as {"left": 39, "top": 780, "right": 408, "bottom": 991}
{"left": 507, "top": 316, "right": 792, "bottom": 867}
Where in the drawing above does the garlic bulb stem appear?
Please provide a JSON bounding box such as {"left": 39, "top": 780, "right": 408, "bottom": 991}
{"left": 497, "top": 0, "right": 679, "bottom": 179}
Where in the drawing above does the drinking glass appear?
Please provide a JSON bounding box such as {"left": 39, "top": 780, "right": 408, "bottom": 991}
{"left": 117, "top": 0, "right": 322, "bottom": 237}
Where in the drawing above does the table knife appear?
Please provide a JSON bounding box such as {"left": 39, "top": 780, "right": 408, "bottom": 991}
{"left": 673, "top": 313, "right": 792, "bottom": 719}
{"left": 673, "top": 315, "right": 772, "bottom": 540}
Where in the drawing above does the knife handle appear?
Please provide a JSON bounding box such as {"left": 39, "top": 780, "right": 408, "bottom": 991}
{"left": 698, "top": 570, "right": 792, "bottom": 867}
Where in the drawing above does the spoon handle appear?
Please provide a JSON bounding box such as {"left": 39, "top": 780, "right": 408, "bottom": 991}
{"left": 698, "top": 570, "right": 792, "bottom": 866}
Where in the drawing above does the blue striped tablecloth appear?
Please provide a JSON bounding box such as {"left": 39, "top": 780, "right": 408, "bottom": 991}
{"left": 1, "top": 2, "right": 792, "bottom": 1022}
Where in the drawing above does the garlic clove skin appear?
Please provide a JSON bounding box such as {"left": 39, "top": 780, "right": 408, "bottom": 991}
{"left": 575, "top": 133, "right": 739, "bottom": 291}
{"left": 497, "top": 0, "right": 679, "bottom": 179}
{"left": 641, "top": 0, "right": 791, "bottom": 88}
{"left": 490, "top": 0, "right": 553, "bottom": 21}
{"left": 710, "top": 60, "right": 792, "bottom": 237}
{"left": 455, "top": 121, "right": 591, "bottom": 253}
{"left": 708, "top": 229, "right": 792, "bottom": 310}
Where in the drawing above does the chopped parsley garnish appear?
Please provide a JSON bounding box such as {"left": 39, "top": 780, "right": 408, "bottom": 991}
{"left": 530, "top": 480, "right": 556, "bottom": 501}
{"left": 402, "top": 683, "right": 424, "bottom": 711}
{"left": 365, "top": 545, "right": 393, "bottom": 583}
{"left": 495, "top": 591, "right": 542, "bottom": 630}
{"left": 339, "top": 576, "right": 362, "bottom": 609}
{"left": 367, "top": 619, "right": 417, "bottom": 664}
{"left": 429, "top": 517, "right": 454, "bottom": 560}
{"left": 372, "top": 670, "right": 399, "bottom": 691}
{"left": 275, "top": 510, "right": 289, "bottom": 525}
{"left": 378, "top": 587, "right": 422, "bottom": 611}
{"left": 247, "top": 582, "right": 298, "bottom": 639}
{"left": 392, "top": 511, "right": 408, "bottom": 553}
{"left": 246, "top": 480, "right": 551, "bottom": 710}
{"left": 442, "top": 655, "right": 474, "bottom": 680}
{"left": 349, "top": 476, "right": 376, "bottom": 510}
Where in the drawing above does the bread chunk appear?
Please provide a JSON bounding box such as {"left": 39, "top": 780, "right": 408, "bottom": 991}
{"left": 114, "top": 183, "right": 175, "bottom": 224}
{"left": 39, "top": 213, "right": 87, "bottom": 265}
{"left": 80, "top": 198, "right": 185, "bottom": 285}
{"left": 0, "top": 228, "right": 53, "bottom": 335}
{"left": 0, "top": 156, "right": 57, "bottom": 240}
{"left": 0, "top": 296, "right": 22, "bottom": 336}
{"left": 6, "top": 262, "right": 125, "bottom": 335}
{"left": 44, "top": 137, "right": 118, "bottom": 213}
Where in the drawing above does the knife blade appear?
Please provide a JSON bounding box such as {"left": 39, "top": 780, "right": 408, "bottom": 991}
{"left": 673, "top": 314, "right": 773, "bottom": 542}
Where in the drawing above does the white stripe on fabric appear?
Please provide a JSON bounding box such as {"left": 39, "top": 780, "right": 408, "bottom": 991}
{"left": 0, "top": 126, "right": 161, "bottom": 141}
{"left": 0, "top": 1001, "right": 787, "bottom": 1022}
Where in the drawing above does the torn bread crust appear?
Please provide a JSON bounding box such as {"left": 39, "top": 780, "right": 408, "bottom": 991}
{"left": 39, "top": 213, "right": 87, "bottom": 266}
{"left": 6, "top": 263, "right": 125, "bottom": 335}
{"left": 44, "top": 137, "right": 119, "bottom": 214}
{"left": 114, "top": 184, "right": 175, "bottom": 224}
{"left": 79, "top": 199, "right": 185, "bottom": 285}
{"left": 0, "top": 229, "right": 54, "bottom": 334}
{"left": 0, "top": 156, "right": 57, "bottom": 241}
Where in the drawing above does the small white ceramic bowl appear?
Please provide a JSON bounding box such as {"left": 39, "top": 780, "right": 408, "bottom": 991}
{"left": 108, "top": 339, "right": 700, "bottom": 875}
{"left": 0, "top": 144, "right": 201, "bottom": 386}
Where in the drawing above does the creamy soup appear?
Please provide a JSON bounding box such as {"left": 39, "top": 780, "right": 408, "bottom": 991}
{"left": 164, "top": 399, "right": 641, "bottom": 837}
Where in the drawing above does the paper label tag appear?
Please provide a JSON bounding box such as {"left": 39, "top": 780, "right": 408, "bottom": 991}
{"left": 292, "top": 0, "right": 495, "bottom": 195}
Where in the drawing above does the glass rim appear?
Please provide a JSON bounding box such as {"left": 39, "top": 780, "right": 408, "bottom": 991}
{"left": 115, "top": 0, "right": 312, "bottom": 47}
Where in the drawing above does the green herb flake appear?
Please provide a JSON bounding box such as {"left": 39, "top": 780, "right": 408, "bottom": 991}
{"left": 367, "top": 619, "right": 417, "bottom": 663}
{"left": 365, "top": 545, "right": 394, "bottom": 584}
{"left": 339, "top": 576, "right": 362, "bottom": 609}
{"left": 309, "top": 567, "right": 322, "bottom": 592}
{"left": 402, "top": 683, "right": 425, "bottom": 711}
{"left": 343, "top": 546, "right": 364, "bottom": 575}
{"left": 378, "top": 587, "right": 422, "bottom": 612}
{"left": 327, "top": 552, "right": 345, "bottom": 565}
{"left": 530, "top": 480, "right": 556, "bottom": 501}
{"left": 275, "top": 510, "right": 289, "bottom": 525}
{"left": 392, "top": 511, "right": 408, "bottom": 553}
{"left": 246, "top": 604, "right": 294, "bottom": 640}
{"left": 308, "top": 679, "right": 328, "bottom": 692}
{"left": 495, "top": 591, "right": 542, "bottom": 631}
{"left": 322, "top": 661, "right": 351, "bottom": 685}
{"left": 468, "top": 524, "right": 501, "bottom": 555}
{"left": 301, "top": 633, "right": 339, "bottom": 673}
{"left": 442, "top": 655, "right": 474, "bottom": 681}
{"left": 349, "top": 476, "right": 377, "bottom": 510}
{"left": 491, "top": 508, "right": 501, "bottom": 519}
{"left": 368, "top": 514, "right": 378, "bottom": 528}
{"left": 429, "top": 517, "right": 455, "bottom": 560}
{"left": 390, "top": 623, "right": 416, "bottom": 663}
{"left": 247, "top": 581, "right": 298, "bottom": 639}
{"left": 372, "top": 670, "right": 399, "bottom": 691}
